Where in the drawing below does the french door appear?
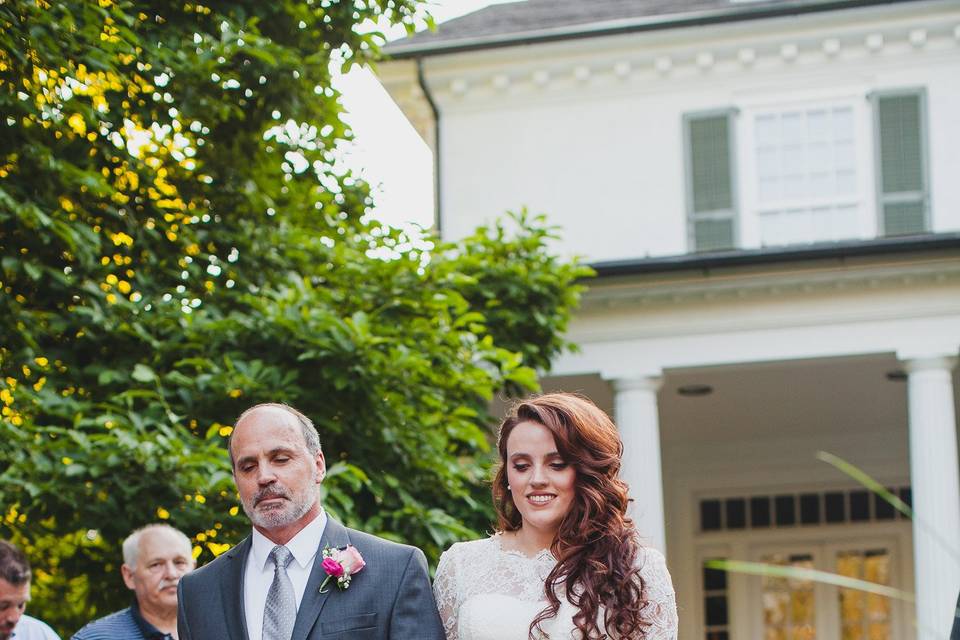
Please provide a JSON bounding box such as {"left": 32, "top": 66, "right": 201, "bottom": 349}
{"left": 750, "top": 538, "right": 906, "bottom": 640}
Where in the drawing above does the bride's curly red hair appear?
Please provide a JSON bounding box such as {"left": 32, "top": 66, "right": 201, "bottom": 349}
{"left": 493, "top": 393, "right": 653, "bottom": 639}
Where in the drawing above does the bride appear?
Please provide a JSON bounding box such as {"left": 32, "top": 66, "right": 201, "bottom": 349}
{"left": 433, "top": 393, "right": 678, "bottom": 639}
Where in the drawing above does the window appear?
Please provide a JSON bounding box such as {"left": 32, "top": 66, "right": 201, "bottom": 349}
{"left": 684, "top": 110, "right": 738, "bottom": 252}
{"left": 681, "top": 87, "right": 930, "bottom": 251}
{"left": 873, "top": 90, "right": 928, "bottom": 235}
{"left": 698, "top": 486, "right": 910, "bottom": 532}
{"left": 703, "top": 559, "right": 730, "bottom": 639}
{"left": 753, "top": 105, "right": 860, "bottom": 246}
{"left": 836, "top": 548, "right": 893, "bottom": 639}
{"left": 760, "top": 552, "right": 817, "bottom": 639}
{"left": 746, "top": 544, "right": 901, "bottom": 640}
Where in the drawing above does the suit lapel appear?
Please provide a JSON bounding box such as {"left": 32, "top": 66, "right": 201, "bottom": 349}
{"left": 291, "top": 516, "right": 351, "bottom": 640}
{"left": 220, "top": 536, "right": 252, "bottom": 640}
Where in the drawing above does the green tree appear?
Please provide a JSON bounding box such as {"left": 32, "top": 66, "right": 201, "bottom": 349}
{"left": 0, "top": 0, "right": 591, "bottom": 633}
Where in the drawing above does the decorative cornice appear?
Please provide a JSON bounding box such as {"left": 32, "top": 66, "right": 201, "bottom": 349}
{"left": 579, "top": 257, "right": 960, "bottom": 311}
{"left": 420, "top": 15, "right": 959, "bottom": 102}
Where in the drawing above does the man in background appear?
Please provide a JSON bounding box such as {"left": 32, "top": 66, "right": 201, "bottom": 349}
{"left": 72, "top": 525, "right": 194, "bottom": 640}
{"left": 0, "top": 540, "right": 59, "bottom": 640}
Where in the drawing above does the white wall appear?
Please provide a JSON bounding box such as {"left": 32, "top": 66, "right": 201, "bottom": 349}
{"left": 404, "top": 1, "right": 960, "bottom": 262}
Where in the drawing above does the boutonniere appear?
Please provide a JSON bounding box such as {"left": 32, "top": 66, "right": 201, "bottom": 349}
{"left": 319, "top": 544, "right": 366, "bottom": 593}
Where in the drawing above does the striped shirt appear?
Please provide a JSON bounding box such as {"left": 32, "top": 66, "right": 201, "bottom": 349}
{"left": 70, "top": 604, "right": 170, "bottom": 640}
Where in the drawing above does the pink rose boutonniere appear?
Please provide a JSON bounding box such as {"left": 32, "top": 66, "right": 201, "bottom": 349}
{"left": 319, "top": 545, "right": 366, "bottom": 593}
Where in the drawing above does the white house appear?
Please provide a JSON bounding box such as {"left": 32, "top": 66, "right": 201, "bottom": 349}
{"left": 377, "top": 1, "right": 960, "bottom": 638}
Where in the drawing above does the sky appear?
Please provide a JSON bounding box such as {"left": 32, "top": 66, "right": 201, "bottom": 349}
{"left": 333, "top": 1, "right": 516, "bottom": 230}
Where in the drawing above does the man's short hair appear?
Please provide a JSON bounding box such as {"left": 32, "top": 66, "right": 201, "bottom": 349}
{"left": 122, "top": 524, "right": 193, "bottom": 568}
{"left": 0, "top": 540, "right": 31, "bottom": 585}
{"left": 228, "top": 403, "right": 322, "bottom": 467}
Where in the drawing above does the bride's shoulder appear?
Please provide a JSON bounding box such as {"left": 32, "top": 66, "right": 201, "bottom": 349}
{"left": 634, "top": 545, "right": 671, "bottom": 577}
{"left": 441, "top": 535, "right": 500, "bottom": 562}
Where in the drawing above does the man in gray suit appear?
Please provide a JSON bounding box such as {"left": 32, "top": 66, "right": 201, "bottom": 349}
{"left": 177, "top": 403, "right": 444, "bottom": 640}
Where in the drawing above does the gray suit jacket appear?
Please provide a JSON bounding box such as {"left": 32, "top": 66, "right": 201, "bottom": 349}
{"left": 177, "top": 516, "right": 444, "bottom": 640}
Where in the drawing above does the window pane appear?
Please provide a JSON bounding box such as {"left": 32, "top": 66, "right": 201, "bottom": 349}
{"left": 701, "top": 499, "right": 722, "bottom": 531}
{"left": 762, "top": 553, "right": 817, "bottom": 639}
{"left": 752, "top": 496, "right": 772, "bottom": 528}
{"left": 874, "top": 491, "right": 895, "bottom": 520}
{"left": 775, "top": 495, "right": 797, "bottom": 526}
{"left": 807, "top": 109, "right": 830, "bottom": 141}
{"left": 704, "top": 564, "right": 727, "bottom": 591}
{"left": 726, "top": 498, "right": 747, "bottom": 529}
{"left": 850, "top": 490, "right": 870, "bottom": 522}
{"left": 898, "top": 487, "right": 912, "bottom": 514}
{"left": 825, "top": 492, "right": 846, "bottom": 523}
{"left": 837, "top": 548, "right": 892, "bottom": 640}
{"left": 706, "top": 595, "right": 729, "bottom": 626}
{"left": 799, "top": 494, "right": 821, "bottom": 525}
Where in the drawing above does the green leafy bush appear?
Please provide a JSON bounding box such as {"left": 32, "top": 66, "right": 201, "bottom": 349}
{"left": 0, "top": 0, "right": 591, "bottom": 633}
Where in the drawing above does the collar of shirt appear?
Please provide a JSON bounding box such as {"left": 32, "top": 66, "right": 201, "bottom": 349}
{"left": 250, "top": 507, "right": 327, "bottom": 573}
{"left": 130, "top": 600, "right": 172, "bottom": 640}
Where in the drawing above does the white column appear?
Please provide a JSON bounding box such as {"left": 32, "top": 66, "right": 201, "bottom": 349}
{"left": 903, "top": 355, "right": 960, "bottom": 640}
{"left": 612, "top": 375, "right": 667, "bottom": 553}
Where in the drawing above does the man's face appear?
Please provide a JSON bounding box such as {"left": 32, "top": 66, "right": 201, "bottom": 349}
{"left": 232, "top": 406, "right": 325, "bottom": 535}
{"left": 121, "top": 528, "right": 194, "bottom": 615}
{"left": 0, "top": 578, "right": 29, "bottom": 640}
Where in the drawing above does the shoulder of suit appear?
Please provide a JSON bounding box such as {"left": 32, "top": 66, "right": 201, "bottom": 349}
{"left": 182, "top": 538, "right": 248, "bottom": 585}
{"left": 344, "top": 527, "right": 422, "bottom": 560}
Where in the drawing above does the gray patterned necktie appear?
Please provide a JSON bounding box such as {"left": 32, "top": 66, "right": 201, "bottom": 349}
{"left": 263, "top": 545, "right": 296, "bottom": 640}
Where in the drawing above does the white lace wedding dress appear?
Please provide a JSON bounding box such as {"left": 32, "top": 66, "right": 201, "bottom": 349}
{"left": 433, "top": 535, "right": 678, "bottom": 640}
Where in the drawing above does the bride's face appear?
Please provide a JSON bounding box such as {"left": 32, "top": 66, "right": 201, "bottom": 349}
{"left": 506, "top": 420, "right": 576, "bottom": 536}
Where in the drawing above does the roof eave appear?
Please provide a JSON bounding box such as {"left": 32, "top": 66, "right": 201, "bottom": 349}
{"left": 588, "top": 233, "right": 960, "bottom": 278}
{"left": 384, "top": 0, "right": 914, "bottom": 59}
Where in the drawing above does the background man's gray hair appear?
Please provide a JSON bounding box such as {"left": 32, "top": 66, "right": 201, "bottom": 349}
{"left": 228, "top": 402, "right": 322, "bottom": 467}
{"left": 0, "top": 539, "right": 31, "bottom": 585}
{"left": 122, "top": 524, "right": 193, "bottom": 568}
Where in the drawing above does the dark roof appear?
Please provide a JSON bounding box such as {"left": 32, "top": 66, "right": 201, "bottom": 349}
{"left": 385, "top": 0, "right": 917, "bottom": 57}
{"left": 588, "top": 232, "right": 960, "bottom": 278}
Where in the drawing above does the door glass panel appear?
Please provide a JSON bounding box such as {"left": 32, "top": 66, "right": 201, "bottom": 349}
{"left": 836, "top": 548, "right": 892, "bottom": 640}
{"left": 761, "top": 553, "right": 817, "bottom": 639}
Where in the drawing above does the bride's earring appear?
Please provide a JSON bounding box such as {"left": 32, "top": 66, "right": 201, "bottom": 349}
{"left": 507, "top": 484, "right": 511, "bottom": 490}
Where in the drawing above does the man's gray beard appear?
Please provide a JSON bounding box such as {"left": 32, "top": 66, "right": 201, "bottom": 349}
{"left": 244, "top": 483, "right": 317, "bottom": 530}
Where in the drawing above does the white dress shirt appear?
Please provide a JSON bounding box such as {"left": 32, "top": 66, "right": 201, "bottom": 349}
{"left": 13, "top": 615, "right": 61, "bottom": 640}
{"left": 243, "top": 509, "right": 328, "bottom": 640}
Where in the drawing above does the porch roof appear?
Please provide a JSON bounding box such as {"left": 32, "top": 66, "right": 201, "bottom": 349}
{"left": 588, "top": 232, "right": 960, "bottom": 278}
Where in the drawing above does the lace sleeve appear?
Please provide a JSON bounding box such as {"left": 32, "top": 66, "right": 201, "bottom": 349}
{"left": 638, "top": 547, "right": 679, "bottom": 639}
{"left": 433, "top": 546, "right": 460, "bottom": 640}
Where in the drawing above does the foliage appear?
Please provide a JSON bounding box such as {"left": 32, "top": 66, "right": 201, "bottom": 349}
{"left": 0, "top": 0, "right": 590, "bottom": 633}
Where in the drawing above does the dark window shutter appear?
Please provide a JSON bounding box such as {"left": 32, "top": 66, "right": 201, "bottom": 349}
{"left": 685, "top": 112, "right": 737, "bottom": 251}
{"left": 875, "top": 92, "right": 927, "bottom": 235}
